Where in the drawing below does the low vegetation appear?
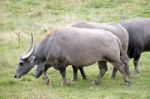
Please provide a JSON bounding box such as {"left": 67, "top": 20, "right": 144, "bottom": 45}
{"left": 0, "top": 0, "right": 150, "bottom": 99}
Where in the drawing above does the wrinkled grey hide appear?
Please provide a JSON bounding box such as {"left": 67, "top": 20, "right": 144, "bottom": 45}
{"left": 31, "top": 27, "right": 130, "bottom": 85}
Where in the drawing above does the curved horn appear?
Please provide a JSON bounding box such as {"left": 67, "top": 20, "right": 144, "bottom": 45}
{"left": 21, "top": 33, "right": 35, "bottom": 59}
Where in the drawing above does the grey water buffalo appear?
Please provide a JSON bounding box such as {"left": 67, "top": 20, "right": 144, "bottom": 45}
{"left": 15, "top": 27, "right": 130, "bottom": 85}
{"left": 122, "top": 18, "right": 150, "bottom": 73}
{"left": 14, "top": 34, "right": 87, "bottom": 84}
{"left": 71, "top": 22, "right": 130, "bottom": 78}
{"left": 34, "top": 22, "right": 130, "bottom": 81}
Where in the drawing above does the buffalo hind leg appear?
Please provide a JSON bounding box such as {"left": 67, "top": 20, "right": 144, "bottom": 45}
{"left": 121, "top": 53, "right": 130, "bottom": 77}
{"left": 72, "top": 65, "right": 78, "bottom": 81}
{"left": 111, "top": 60, "right": 129, "bottom": 78}
{"left": 111, "top": 53, "right": 130, "bottom": 78}
{"left": 133, "top": 50, "right": 141, "bottom": 74}
{"left": 79, "top": 67, "right": 87, "bottom": 80}
{"left": 112, "top": 61, "right": 131, "bottom": 85}
{"left": 95, "top": 61, "right": 107, "bottom": 85}
{"left": 72, "top": 66, "right": 87, "bottom": 81}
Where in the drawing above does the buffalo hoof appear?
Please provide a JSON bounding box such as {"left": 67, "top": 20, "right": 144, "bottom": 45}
{"left": 110, "top": 74, "right": 116, "bottom": 79}
{"left": 134, "top": 70, "right": 139, "bottom": 74}
{"left": 125, "top": 81, "right": 131, "bottom": 86}
{"left": 124, "top": 77, "right": 131, "bottom": 86}
{"left": 72, "top": 78, "right": 78, "bottom": 81}
{"left": 81, "top": 76, "right": 87, "bottom": 80}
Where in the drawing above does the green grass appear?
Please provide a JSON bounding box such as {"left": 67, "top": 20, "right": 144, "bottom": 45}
{"left": 0, "top": 0, "right": 150, "bottom": 99}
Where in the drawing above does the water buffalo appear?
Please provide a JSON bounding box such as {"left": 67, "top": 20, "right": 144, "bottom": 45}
{"left": 34, "top": 22, "right": 130, "bottom": 81}
{"left": 15, "top": 27, "right": 130, "bottom": 86}
{"left": 14, "top": 34, "right": 87, "bottom": 84}
{"left": 71, "top": 22, "right": 130, "bottom": 78}
{"left": 122, "top": 18, "right": 150, "bottom": 73}
{"left": 111, "top": 18, "right": 150, "bottom": 76}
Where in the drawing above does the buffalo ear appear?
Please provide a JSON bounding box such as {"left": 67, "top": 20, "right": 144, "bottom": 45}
{"left": 29, "top": 56, "right": 36, "bottom": 63}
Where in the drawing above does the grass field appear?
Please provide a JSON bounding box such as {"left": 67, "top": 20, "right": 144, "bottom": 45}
{"left": 0, "top": 0, "right": 150, "bottom": 99}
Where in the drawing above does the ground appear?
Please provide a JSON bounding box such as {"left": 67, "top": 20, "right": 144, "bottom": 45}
{"left": 0, "top": 0, "right": 150, "bottom": 99}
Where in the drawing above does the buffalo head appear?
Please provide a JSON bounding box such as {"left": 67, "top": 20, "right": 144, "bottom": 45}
{"left": 15, "top": 34, "right": 36, "bottom": 78}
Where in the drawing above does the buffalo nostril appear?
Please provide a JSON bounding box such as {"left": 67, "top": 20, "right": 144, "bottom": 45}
{"left": 14, "top": 75, "right": 17, "bottom": 78}
{"left": 33, "top": 74, "right": 35, "bottom": 77}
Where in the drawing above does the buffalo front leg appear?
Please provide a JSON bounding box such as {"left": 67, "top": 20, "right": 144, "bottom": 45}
{"left": 72, "top": 65, "right": 78, "bottom": 81}
{"left": 133, "top": 50, "right": 141, "bottom": 74}
{"left": 79, "top": 67, "right": 87, "bottom": 80}
{"left": 111, "top": 68, "right": 117, "bottom": 78}
{"left": 59, "top": 67, "right": 70, "bottom": 85}
{"left": 42, "top": 64, "right": 50, "bottom": 85}
{"left": 95, "top": 61, "right": 108, "bottom": 85}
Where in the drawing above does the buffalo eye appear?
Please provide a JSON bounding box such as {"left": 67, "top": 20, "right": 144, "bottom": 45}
{"left": 19, "top": 61, "right": 24, "bottom": 66}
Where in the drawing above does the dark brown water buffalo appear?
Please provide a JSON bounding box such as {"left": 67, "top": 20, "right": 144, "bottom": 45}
{"left": 15, "top": 27, "right": 130, "bottom": 86}
{"left": 112, "top": 18, "right": 150, "bottom": 76}
{"left": 122, "top": 18, "right": 150, "bottom": 73}
{"left": 34, "top": 22, "right": 130, "bottom": 82}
